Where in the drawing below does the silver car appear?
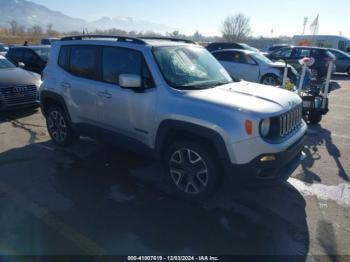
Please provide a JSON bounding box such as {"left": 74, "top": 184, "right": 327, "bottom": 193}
{"left": 40, "top": 35, "right": 306, "bottom": 200}
{"left": 212, "top": 49, "right": 298, "bottom": 86}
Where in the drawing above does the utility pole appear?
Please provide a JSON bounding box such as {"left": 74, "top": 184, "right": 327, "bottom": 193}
{"left": 302, "top": 17, "right": 308, "bottom": 35}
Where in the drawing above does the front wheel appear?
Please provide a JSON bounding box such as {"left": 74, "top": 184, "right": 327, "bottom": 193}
{"left": 46, "top": 105, "right": 80, "bottom": 146}
{"left": 261, "top": 74, "right": 281, "bottom": 86}
{"left": 163, "top": 140, "right": 221, "bottom": 201}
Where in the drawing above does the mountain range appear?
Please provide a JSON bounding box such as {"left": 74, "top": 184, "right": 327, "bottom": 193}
{"left": 0, "top": 0, "right": 174, "bottom": 33}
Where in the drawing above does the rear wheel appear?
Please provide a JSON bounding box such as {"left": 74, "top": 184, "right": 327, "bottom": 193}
{"left": 261, "top": 74, "right": 281, "bottom": 86}
{"left": 163, "top": 140, "right": 221, "bottom": 201}
{"left": 46, "top": 105, "right": 79, "bottom": 146}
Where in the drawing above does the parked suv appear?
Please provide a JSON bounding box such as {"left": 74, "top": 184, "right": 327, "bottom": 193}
{"left": 266, "top": 46, "right": 336, "bottom": 79}
{"left": 40, "top": 35, "right": 307, "bottom": 200}
{"left": 6, "top": 45, "right": 50, "bottom": 74}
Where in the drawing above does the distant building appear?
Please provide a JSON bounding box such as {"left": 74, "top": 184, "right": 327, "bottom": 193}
{"left": 293, "top": 35, "right": 350, "bottom": 52}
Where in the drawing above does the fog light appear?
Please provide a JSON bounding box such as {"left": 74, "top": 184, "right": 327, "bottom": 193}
{"left": 260, "top": 155, "right": 276, "bottom": 162}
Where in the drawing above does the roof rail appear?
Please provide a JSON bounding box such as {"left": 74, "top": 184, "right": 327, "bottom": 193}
{"left": 60, "top": 35, "right": 147, "bottom": 45}
{"left": 140, "top": 37, "right": 197, "bottom": 44}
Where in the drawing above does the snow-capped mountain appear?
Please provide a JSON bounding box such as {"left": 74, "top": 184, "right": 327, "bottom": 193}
{"left": 0, "top": 0, "right": 174, "bottom": 33}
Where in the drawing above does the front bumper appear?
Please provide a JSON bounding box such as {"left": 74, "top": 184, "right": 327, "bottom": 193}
{"left": 225, "top": 134, "right": 306, "bottom": 185}
{"left": 0, "top": 100, "right": 40, "bottom": 111}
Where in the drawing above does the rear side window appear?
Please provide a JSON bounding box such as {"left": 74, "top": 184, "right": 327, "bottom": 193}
{"left": 69, "top": 46, "right": 99, "bottom": 80}
{"left": 58, "top": 46, "right": 70, "bottom": 70}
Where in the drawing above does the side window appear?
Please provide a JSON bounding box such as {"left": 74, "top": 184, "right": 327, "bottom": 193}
{"left": 332, "top": 51, "right": 344, "bottom": 59}
{"left": 24, "top": 50, "right": 37, "bottom": 61}
{"left": 69, "top": 46, "right": 99, "bottom": 80}
{"left": 58, "top": 46, "right": 70, "bottom": 70}
{"left": 274, "top": 48, "right": 292, "bottom": 57}
{"left": 245, "top": 55, "right": 257, "bottom": 65}
{"left": 11, "top": 49, "right": 24, "bottom": 59}
{"left": 338, "top": 41, "right": 346, "bottom": 51}
{"left": 212, "top": 51, "right": 232, "bottom": 62}
{"left": 102, "top": 47, "right": 143, "bottom": 85}
{"left": 293, "top": 48, "right": 311, "bottom": 57}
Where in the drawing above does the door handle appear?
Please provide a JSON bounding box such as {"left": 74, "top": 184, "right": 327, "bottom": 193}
{"left": 61, "top": 82, "right": 71, "bottom": 89}
{"left": 98, "top": 90, "right": 112, "bottom": 99}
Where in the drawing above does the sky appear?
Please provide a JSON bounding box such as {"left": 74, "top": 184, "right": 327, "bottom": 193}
{"left": 31, "top": 0, "right": 350, "bottom": 37}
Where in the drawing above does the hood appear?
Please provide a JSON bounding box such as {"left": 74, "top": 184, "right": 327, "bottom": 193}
{"left": 0, "top": 68, "right": 41, "bottom": 86}
{"left": 270, "top": 61, "right": 293, "bottom": 68}
{"left": 184, "top": 81, "right": 302, "bottom": 117}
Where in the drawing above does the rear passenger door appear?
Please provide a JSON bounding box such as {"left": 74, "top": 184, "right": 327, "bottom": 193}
{"left": 58, "top": 45, "right": 100, "bottom": 125}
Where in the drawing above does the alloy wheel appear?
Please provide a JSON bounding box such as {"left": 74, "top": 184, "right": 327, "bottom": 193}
{"left": 169, "top": 148, "right": 209, "bottom": 194}
{"left": 48, "top": 110, "right": 67, "bottom": 143}
{"left": 262, "top": 76, "right": 279, "bottom": 86}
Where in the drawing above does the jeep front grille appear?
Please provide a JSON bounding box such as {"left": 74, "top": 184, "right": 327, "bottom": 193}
{"left": 0, "top": 85, "right": 38, "bottom": 105}
{"left": 279, "top": 105, "right": 303, "bottom": 137}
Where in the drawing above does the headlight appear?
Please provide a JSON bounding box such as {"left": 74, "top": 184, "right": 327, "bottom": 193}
{"left": 260, "top": 118, "right": 271, "bottom": 137}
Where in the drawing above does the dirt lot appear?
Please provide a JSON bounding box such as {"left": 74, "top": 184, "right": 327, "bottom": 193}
{"left": 0, "top": 75, "right": 349, "bottom": 260}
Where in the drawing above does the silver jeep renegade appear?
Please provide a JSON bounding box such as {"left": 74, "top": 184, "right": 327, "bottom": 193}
{"left": 40, "top": 35, "right": 307, "bottom": 200}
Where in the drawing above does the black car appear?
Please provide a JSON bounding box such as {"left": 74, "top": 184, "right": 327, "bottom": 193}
{"left": 267, "top": 46, "right": 336, "bottom": 79}
{"left": 328, "top": 48, "right": 350, "bottom": 75}
{"left": 6, "top": 45, "right": 50, "bottom": 74}
{"left": 207, "top": 42, "right": 259, "bottom": 52}
{"left": 261, "top": 44, "right": 290, "bottom": 55}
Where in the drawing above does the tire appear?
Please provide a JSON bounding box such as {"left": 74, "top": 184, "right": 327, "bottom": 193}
{"left": 163, "top": 140, "right": 221, "bottom": 201}
{"left": 308, "top": 112, "right": 322, "bottom": 125}
{"left": 347, "top": 67, "right": 350, "bottom": 76}
{"left": 46, "top": 105, "right": 79, "bottom": 146}
{"left": 261, "top": 74, "right": 281, "bottom": 86}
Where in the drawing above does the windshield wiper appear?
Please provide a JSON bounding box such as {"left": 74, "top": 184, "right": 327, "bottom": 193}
{"left": 177, "top": 81, "right": 231, "bottom": 90}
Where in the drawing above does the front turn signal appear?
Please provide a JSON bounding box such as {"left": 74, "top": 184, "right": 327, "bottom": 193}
{"left": 245, "top": 120, "right": 253, "bottom": 135}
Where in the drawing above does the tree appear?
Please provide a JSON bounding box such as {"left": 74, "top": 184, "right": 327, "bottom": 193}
{"left": 28, "top": 25, "right": 43, "bottom": 36}
{"left": 46, "top": 24, "right": 60, "bottom": 37}
{"left": 167, "top": 30, "right": 180, "bottom": 37}
{"left": 221, "top": 13, "right": 251, "bottom": 42}
{"left": 8, "top": 20, "right": 18, "bottom": 35}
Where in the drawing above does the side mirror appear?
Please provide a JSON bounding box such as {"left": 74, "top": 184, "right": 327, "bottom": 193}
{"left": 17, "top": 62, "right": 25, "bottom": 68}
{"left": 119, "top": 74, "right": 142, "bottom": 92}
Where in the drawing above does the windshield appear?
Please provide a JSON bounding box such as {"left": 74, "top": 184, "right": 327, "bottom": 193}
{"left": 331, "top": 49, "right": 350, "bottom": 58}
{"left": 0, "top": 57, "right": 16, "bottom": 69}
{"left": 153, "top": 45, "right": 232, "bottom": 89}
{"left": 251, "top": 52, "right": 274, "bottom": 64}
{"left": 32, "top": 47, "right": 50, "bottom": 61}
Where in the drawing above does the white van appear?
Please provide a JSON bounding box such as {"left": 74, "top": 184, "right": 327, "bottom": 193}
{"left": 293, "top": 35, "right": 350, "bottom": 52}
